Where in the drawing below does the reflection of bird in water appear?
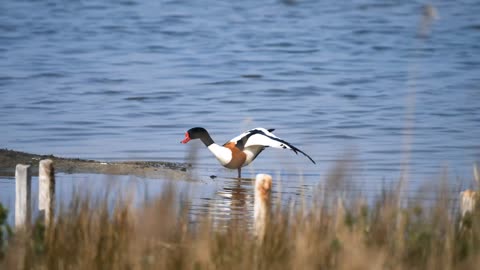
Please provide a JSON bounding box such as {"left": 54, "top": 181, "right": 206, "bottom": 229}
{"left": 217, "top": 179, "right": 251, "bottom": 210}
{"left": 181, "top": 127, "right": 315, "bottom": 178}
{"left": 207, "top": 177, "right": 255, "bottom": 227}
{"left": 231, "top": 179, "right": 251, "bottom": 209}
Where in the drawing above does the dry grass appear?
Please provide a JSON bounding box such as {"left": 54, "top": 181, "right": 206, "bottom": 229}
{"left": 1, "top": 173, "right": 480, "bottom": 270}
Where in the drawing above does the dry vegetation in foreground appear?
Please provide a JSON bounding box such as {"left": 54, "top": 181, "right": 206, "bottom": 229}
{"left": 1, "top": 175, "right": 480, "bottom": 270}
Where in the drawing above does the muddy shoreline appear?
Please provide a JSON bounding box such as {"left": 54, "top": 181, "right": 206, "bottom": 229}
{"left": 0, "top": 149, "right": 190, "bottom": 179}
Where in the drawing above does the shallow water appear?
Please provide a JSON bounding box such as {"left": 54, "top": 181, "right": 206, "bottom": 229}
{"left": 1, "top": 0, "right": 480, "bottom": 221}
{"left": 0, "top": 173, "right": 302, "bottom": 226}
{"left": 0, "top": 170, "right": 464, "bottom": 227}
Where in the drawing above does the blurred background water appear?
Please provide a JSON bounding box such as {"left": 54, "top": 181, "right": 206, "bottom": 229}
{"left": 1, "top": 0, "right": 479, "bottom": 221}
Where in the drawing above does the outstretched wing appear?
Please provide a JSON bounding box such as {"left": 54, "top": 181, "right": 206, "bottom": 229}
{"left": 229, "top": 128, "right": 316, "bottom": 164}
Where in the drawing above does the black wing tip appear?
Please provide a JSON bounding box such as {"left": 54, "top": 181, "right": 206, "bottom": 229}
{"left": 288, "top": 144, "right": 316, "bottom": 164}
{"left": 301, "top": 151, "right": 316, "bottom": 164}
{"left": 298, "top": 151, "right": 316, "bottom": 164}
{"left": 256, "top": 130, "right": 316, "bottom": 164}
{"left": 268, "top": 128, "right": 275, "bottom": 132}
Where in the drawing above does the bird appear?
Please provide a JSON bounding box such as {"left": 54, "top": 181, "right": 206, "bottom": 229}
{"left": 180, "top": 127, "right": 315, "bottom": 178}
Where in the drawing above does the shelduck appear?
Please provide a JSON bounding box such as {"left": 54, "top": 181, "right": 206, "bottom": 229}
{"left": 180, "top": 127, "right": 315, "bottom": 178}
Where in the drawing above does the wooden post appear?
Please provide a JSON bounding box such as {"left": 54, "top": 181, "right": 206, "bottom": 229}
{"left": 39, "top": 159, "right": 55, "bottom": 225}
{"left": 254, "top": 173, "right": 272, "bottom": 242}
{"left": 15, "top": 164, "right": 32, "bottom": 228}
{"left": 459, "top": 189, "right": 477, "bottom": 230}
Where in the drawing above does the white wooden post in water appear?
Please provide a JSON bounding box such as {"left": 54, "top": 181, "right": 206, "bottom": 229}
{"left": 15, "top": 164, "right": 32, "bottom": 228}
{"left": 39, "top": 159, "right": 55, "bottom": 225}
{"left": 254, "top": 173, "right": 272, "bottom": 242}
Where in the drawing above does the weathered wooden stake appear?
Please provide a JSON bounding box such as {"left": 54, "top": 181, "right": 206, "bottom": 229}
{"left": 459, "top": 189, "right": 478, "bottom": 230}
{"left": 15, "top": 164, "right": 32, "bottom": 228}
{"left": 254, "top": 173, "right": 272, "bottom": 242}
{"left": 39, "top": 159, "right": 55, "bottom": 225}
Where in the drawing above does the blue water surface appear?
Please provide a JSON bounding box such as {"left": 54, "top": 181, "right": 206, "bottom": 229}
{"left": 1, "top": 0, "right": 479, "bottom": 209}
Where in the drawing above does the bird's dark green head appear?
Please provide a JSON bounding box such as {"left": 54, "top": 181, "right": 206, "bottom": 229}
{"left": 180, "top": 127, "right": 213, "bottom": 146}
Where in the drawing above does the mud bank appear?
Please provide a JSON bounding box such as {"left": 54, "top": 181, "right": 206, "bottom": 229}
{"left": 0, "top": 149, "right": 190, "bottom": 179}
